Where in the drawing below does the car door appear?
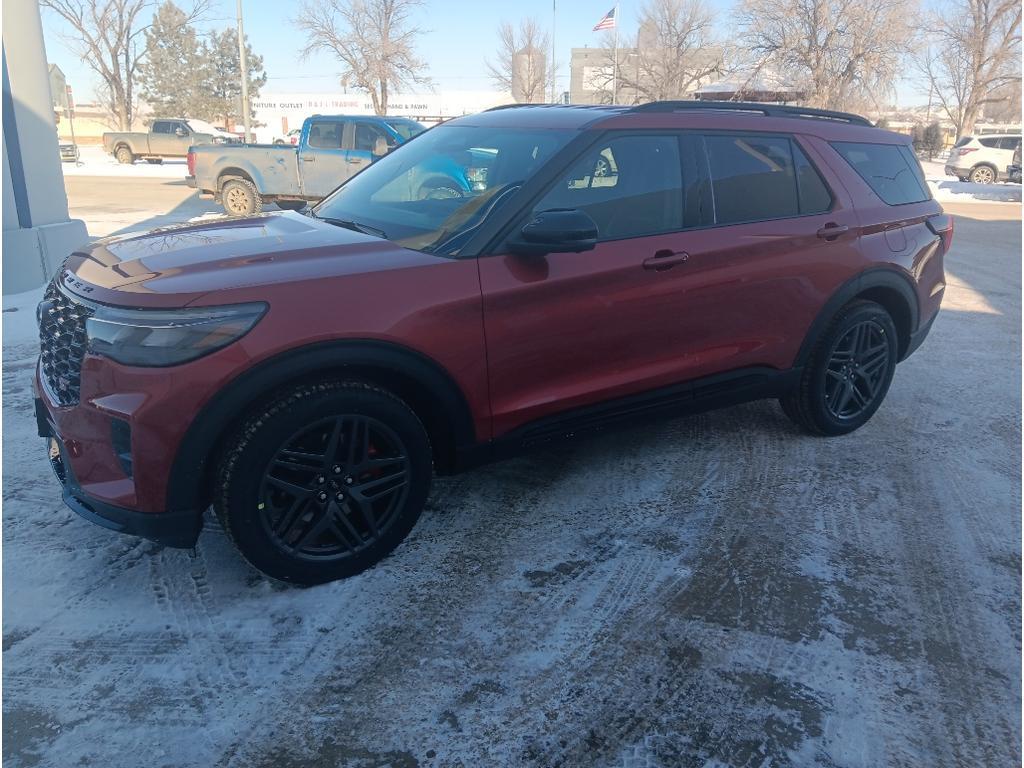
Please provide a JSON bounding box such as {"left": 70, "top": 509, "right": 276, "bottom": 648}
{"left": 167, "top": 121, "right": 193, "bottom": 156}
{"left": 348, "top": 120, "right": 391, "bottom": 176}
{"left": 299, "top": 119, "right": 353, "bottom": 198}
{"left": 149, "top": 120, "right": 172, "bottom": 154}
{"left": 479, "top": 132, "right": 703, "bottom": 436}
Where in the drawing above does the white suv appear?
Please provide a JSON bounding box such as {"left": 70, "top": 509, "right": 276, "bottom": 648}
{"left": 945, "top": 133, "right": 1022, "bottom": 184}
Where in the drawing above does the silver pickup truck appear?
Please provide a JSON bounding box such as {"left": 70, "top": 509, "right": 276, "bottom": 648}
{"left": 102, "top": 118, "right": 239, "bottom": 164}
{"left": 187, "top": 114, "right": 426, "bottom": 215}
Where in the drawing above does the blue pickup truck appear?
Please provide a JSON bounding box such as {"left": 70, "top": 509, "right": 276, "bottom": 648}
{"left": 187, "top": 114, "right": 448, "bottom": 215}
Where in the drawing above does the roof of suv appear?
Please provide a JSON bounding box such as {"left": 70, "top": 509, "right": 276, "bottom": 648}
{"left": 453, "top": 101, "right": 892, "bottom": 142}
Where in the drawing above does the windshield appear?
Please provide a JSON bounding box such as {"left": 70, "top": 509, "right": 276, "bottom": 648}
{"left": 313, "top": 124, "right": 574, "bottom": 254}
{"left": 385, "top": 119, "right": 427, "bottom": 141}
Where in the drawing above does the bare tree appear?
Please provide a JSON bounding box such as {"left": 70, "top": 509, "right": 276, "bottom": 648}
{"left": 41, "top": 0, "right": 206, "bottom": 130}
{"left": 735, "top": 0, "right": 914, "bottom": 110}
{"left": 295, "top": 0, "right": 428, "bottom": 115}
{"left": 916, "top": 0, "right": 1021, "bottom": 137}
{"left": 487, "top": 19, "right": 551, "bottom": 103}
{"left": 600, "top": 0, "right": 722, "bottom": 103}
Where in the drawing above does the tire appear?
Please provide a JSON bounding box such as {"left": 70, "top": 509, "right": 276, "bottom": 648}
{"left": 146, "top": 158, "right": 163, "bottom": 165}
{"left": 276, "top": 200, "right": 306, "bottom": 211}
{"left": 274, "top": 139, "right": 285, "bottom": 145}
{"left": 417, "top": 179, "right": 463, "bottom": 200}
{"left": 780, "top": 300, "right": 898, "bottom": 436}
{"left": 215, "top": 381, "right": 433, "bottom": 585}
{"left": 969, "top": 164, "right": 996, "bottom": 184}
{"left": 221, "top": 178, "right": 262, "bottom": 216}
{"left": 115, "top": 146, "right": 134, "bottom": 164}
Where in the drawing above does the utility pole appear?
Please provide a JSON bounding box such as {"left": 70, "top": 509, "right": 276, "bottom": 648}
{"left": 236, "top": 0, "right": 251, "bottom": 143}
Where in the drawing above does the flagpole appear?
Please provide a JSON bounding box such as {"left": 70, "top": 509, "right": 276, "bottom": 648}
{"left": 551, "top": 0, "right": 557, "bottom": 103}
{"left": 612, "top": 3, "right": 619, "bottom": 104}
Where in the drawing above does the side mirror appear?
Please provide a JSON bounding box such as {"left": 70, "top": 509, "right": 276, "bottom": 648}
{"left": 372, "top": 136, "right": 389, "bottom": 157}
{"left": 175, "top": 127, "right": 187, "bottom": 137}
{"left": 508, "top": 209, "right": 598, "bottom": 255}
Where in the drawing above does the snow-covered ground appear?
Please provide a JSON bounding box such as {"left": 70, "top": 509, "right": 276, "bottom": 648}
{"left": 2, "top": 208, "right": 1020, "bottom": 765}
{"left": 921, "top": 159, "right": 1022, "bottom": 203}
{"left": 60, "top": 145, "right": 190, "bottom": 179}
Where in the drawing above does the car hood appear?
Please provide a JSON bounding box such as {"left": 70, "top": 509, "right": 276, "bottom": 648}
{"left": 61, "top": 211, "right": 441, "bottom": 308}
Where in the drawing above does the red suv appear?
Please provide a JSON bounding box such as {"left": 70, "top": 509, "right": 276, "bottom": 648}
{"left": 36, "top": 102, "right": 950, "bottom": 584}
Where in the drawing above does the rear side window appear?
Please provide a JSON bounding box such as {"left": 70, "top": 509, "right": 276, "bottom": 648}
{"left": 308, "top": 121, "right": 344, "bottom": 149}
{"left": 979, "top": 136, "right": 1002, "bottom": 148}
{"left": 704, "top": 134, "right": 831, "bottom": 224}
{"left": 831, "top": 141, "right": 931, "bottom": 205}
{"left": 152, "top": 121, "right": 169, "bottom": 134}
{"left": 534, "top": 135, "right": 683, "bottom": 241}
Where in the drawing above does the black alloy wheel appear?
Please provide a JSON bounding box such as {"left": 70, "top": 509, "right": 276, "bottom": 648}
{"left": 259, "top": 415, "right": 410, "bottom": 560}
{"left": 780, "top": 300, "right": 898, "bottom": 436}
{"left": 215, "top": 381, "right": 432, "bottom": 584}
{"left": 823, "top": 319, "right": 891, "bottom": 421}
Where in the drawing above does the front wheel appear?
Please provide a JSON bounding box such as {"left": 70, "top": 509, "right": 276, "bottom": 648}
{"left": 215, "top": 381, "right": 432, "bottom": 585}
{"left": 780, "top": 300, "right": 898, "bottom": 436}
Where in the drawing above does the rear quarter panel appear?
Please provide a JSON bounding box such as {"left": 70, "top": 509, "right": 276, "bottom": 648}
{"left": 807, "top": 135, "right": 946, "bottom": 328}
{"left": 191, "top": 144, "right": 300, "bottom": 195}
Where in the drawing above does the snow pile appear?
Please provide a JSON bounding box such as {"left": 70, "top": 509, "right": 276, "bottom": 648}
{"left": 60, "top": 146, "right": 189, "bottom": 179}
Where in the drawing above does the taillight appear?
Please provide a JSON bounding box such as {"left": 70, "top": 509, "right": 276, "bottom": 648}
{"left": 959, "top": 147, "right": 978, "bottom": 155}
{"left": 926, "top": 214, "right": 954, "bottom": 252}
{"left": 187, "top": 150, "right": 195, "bottom": 176}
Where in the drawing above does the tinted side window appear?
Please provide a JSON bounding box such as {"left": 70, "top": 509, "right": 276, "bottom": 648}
{"left": 534, "top": 135, "right": 683, "bottom": 241}
{"left": 953, "top": 136, "right": 973, "bottom": 148}
{"left": 705, "top": 134, "right": 801, "bottom": 223}
{"left": 307, "top": 121, "right": 343, "bottom": 149}
{"left": 355, "top": 122, "right": 388, "bottom": 152}
{"left": 152, "top": 121, "right": 169, "bottom": 134}
{"left": 979, "top": 136, "right": 1001, "bottom": 148}
{"left": 793, "top": 143, "right": 832, "bottom": 215}
{"left": 999, "top": 136, "right": 1021, "bottom": 150}
{"left": 831, "top": 141, "right": 930, "bottom": 205}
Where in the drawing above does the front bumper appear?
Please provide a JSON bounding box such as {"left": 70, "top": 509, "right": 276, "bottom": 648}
{"left": 37, "top": 398, "right": 202, "bottom": 548}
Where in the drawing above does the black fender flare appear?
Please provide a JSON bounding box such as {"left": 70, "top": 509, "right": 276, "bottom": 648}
{"left": 794, "top": 267, "right": 920, "bottom": 368}
{"left": 166, "top": 339, "right": 477, "bottom": 513}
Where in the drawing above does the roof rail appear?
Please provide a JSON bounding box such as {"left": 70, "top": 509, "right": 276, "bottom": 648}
{"left": 484, "top": 103, "right": 625, "bottom": 112}
{"left": 630, "top": 100, "right": 873, "bottom": 126}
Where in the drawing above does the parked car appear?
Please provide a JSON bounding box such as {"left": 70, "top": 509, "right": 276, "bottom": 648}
{"left": 944, "top": 133, "right": 1022, "bottom": 183}
{"left": 187, "top": 114, "right": 428, "bottom": 215}
{"left": 36, "top": 101, "right": 950, "bottom": 585}
{"left": 102, "top": 118, "right": 240, "bottom": 164}
{"left": 58, "top": 141, "right": 79, "bottom": 163}
{"left": 1007, "top": 143, "right": 1021, "bottom": 184}
{"left": 272, "top": 128, "right": 302, "bottom": 145}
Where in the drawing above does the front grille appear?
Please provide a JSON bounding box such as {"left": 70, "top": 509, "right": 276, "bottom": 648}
{"left": 39, "top": 280, "right": 93, "bottom": 406}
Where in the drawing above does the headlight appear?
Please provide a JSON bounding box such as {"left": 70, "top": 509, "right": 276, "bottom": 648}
{"left": 86, "top": 302, "right": 267, "bottom": 367}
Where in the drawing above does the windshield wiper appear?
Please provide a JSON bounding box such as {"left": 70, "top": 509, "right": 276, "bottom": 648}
{"left": 310, "top": 212, "right": 387, "bottom": 240}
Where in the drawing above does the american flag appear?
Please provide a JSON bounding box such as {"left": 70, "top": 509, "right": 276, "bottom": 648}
{"left": 593, "top": 7, "right": 617, "bottom": 31}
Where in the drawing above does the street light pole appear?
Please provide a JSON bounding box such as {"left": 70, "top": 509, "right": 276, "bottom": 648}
{"left": 551, "top": 0, "right": 557, "bottom": 103}
{"left": 236, "top": 0, "right": 251, "bottom": 143}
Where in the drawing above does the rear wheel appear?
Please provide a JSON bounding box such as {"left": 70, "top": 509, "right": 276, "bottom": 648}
{"left": 215, "top": 381, "right": 432, "bottom": 585}
{"left": 969, "top": 164, "right": 996, "bottom": 184}
{"left": 115, "top": 146, "right": 134, "bottom": 164}
{"left": 780, "top": 300, "right": 898, "bottom": 436}
{"left": 221, "top": 178, "right": 262, "bottom": 216}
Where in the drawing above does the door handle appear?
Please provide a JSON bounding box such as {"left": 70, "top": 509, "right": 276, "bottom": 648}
{"left": 301, "top": 156, "right": 316, "bottom": 163}
{"left": 816, "top": 223, "right": 849, "bottom": 240}
{"left": 642, "top": 250, "right": 689, "bottom": 271}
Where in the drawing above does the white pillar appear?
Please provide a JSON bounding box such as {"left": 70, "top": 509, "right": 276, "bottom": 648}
{"left": 2, "top": 0, "right": 88, "bottom": 294}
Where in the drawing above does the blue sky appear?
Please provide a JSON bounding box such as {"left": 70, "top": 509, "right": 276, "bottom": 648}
{"left": 41, "top": 0, "right": 928, "bottom": 105}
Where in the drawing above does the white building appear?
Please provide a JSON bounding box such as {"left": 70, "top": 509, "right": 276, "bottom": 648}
{"left": 3, "top": 0, "right": 88, "bottom": 294}
{"left": 250, "top": 90, "right": 511, "bottom": 141}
